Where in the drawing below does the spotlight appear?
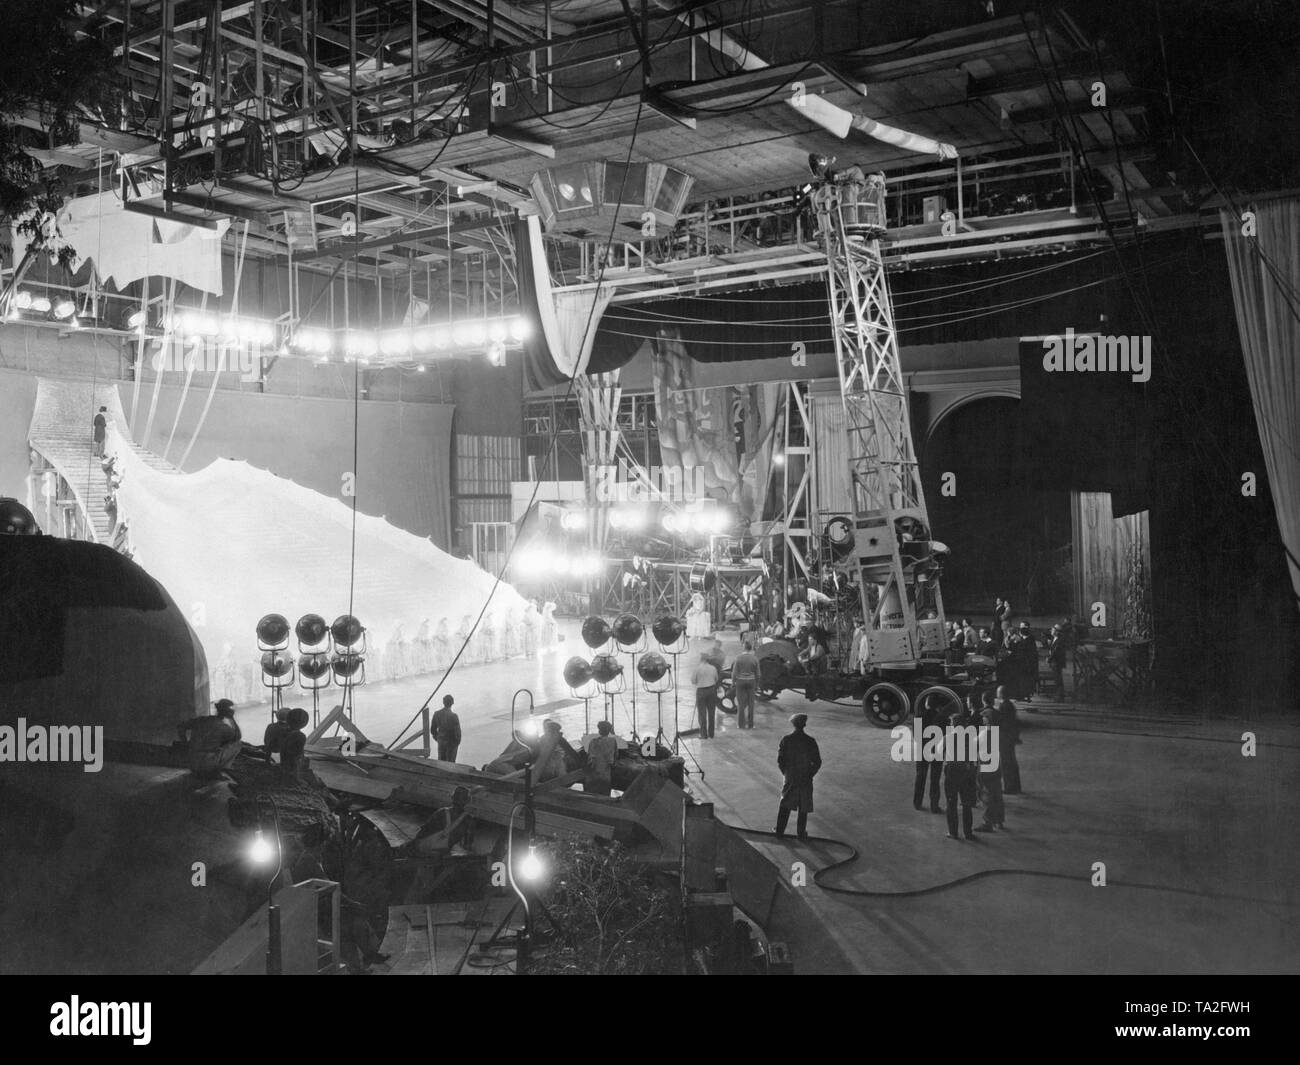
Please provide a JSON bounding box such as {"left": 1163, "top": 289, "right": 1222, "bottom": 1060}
{"left": 260, "top": 649, "right": 295, "bottom": 685}
{"left": 581, "top": 615, "right": 612, "bottom": 650}
{"left": 488, "top": 319, "right": 508, "bottom": 342}
{"left": 14, "top": 291, "right": 33, "bottom": 310}
{"left": 331, "top": 651, "right": 366, "bottom": 684}
{"left": 52, "top": 299, "right": 75, "bottom": 320}
{"left": 518, "top": 844, "right": 543, "bottom": 881}
{"left": 560, "top": 510, "right": 588, "bottom": 532}
{"left": 256, "top": 613, "right": 291, "bottom": 650}
{"left": 29, "top": 296, "right": 52, "bottom": 314}
{"left": 563, "top": 656, "right": 594, "bottom": 688}
{"left": 637, "top": 651, "right": 670, "bottom": 683}
{"left": 590, "top": 653, "right": 623, "bottom": 685}
{"left": 124, "top": 308, "right": 147, "bottom": 330}
{"left": 509, "top": 317, "right": 531, "bottom": 342}
{"left": 772, "top": 452, "right": 786, "bottom": 466}
{"left": 612, "top": 612, "right": 644, "bottom": 647}
{"left": 298, "top": 653, "right": 331, "bottom": 686}
{"left": 651, "top": 614, "right": 686, "bottom": 647}
{"left": 295, "top": 613, "right": 330, "bottom": 649}
{"left": 330, "top": 614, "right": 364, "bottom": 649}
{"left": 662, "top": 512, "right": 681, "bottom": 534}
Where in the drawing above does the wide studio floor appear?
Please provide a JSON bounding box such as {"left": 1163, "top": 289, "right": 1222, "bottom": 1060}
{"left": 236, "top": 619, "right": 1300, "bottom": 975}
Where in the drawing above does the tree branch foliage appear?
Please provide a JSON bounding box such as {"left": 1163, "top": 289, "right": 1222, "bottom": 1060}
{"left": 529, "top": 838, "right": 685, "bottom": 975}
{"left": 0, "top": 0, "right": 117, "bottom": 265}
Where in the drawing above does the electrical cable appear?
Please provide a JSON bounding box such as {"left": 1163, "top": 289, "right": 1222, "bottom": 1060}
{"left": 724, "top": 823, "right": 1299, "bottom": 907}
{"left": 388, "top": 96, "right": 650, "bottom": 750}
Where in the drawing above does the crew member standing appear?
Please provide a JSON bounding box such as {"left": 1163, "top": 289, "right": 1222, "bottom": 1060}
{"left": 92, "top": 406, "right": 108, "bottom": 457}
{"left": 692, "top": 653, "right": 720, "bottom": 739}
{"left": 776, "top": 714, "right": 821, "bottom": 840}
{"left": 943, "top": 707, "right": 979, "bottom": 841}
{"left": 996, "top": 685, "right": 1023, "bottom": 793}
{"left": 975, "top": 694, "right": 1005, "bottom": 832}
{"left": 732, "top": 638, "right": 760, "bottom": 730}
{"left": 912, "top": 692, "right": 944, "bottom": 814}
{"left": 431, "top": 694, "right": 462, "bottom": 762}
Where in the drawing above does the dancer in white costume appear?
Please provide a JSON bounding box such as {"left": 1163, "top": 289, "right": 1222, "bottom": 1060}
{"left": 477, "top": 611, "right": 498, "bottom": 662}
{"left": 386, "top": 620, "right": 409, "bottom": 680}
{"left": 414, "top": 617, "right": 433, "bottom": 674}
{"left": 456, "top": 615, "right": 477, "bottom": 664}
{"left": 541, "top": 601, "right": 559, "bottom": 651}
{"left": 433, "top": 617, "right": 452, "bottom": 670}
{"left": 685, "top": 592, "right": 711, "bottom": 640}
{"left": 505, "top": 606, "right": 523, "bottom": 658}
{"left": 522, "top": 601, "right": 540, "bottom": 658}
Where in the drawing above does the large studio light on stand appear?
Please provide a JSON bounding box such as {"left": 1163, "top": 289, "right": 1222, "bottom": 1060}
{"left": 295, "top": 613, "right": 332, "bottom": 726}
{"left": 591, "top": 652, "right": 624, "bottom": 734}
{"left": 580, "top": 615, "right": 613, "bottom": 655}
{"left": 329, "top": 614, "right": 366, "bottom": 721}
{"left": 637, "top": 651, "right": 673, "bottom": 759}
{"left": 563, "top": 656, "right": 597, "bottom": 735}
{"left": 612, "top": 612, "right": 646, "bottom": 742}
{"left": 651, "top": 614, "right": 703, "bottom": 780}
{"left": 257, "top": 614, "right": 293, "bottom": 717}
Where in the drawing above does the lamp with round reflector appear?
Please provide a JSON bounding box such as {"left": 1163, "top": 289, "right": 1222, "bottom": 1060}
{"left": 591, "top": 653, "right": 623, "bottom": 686}
{"left": 261, "top": 649, "right": 295, "bottom": 687}
{"left": 0, "top": 497, "right": 41, "bottom": 535}
{"left": 331, "top": 652, "right": 366, "bottom": 686}
{"left": 651, "top": 614, "right": 686, "bottom": 650}
{"left": 563, "top": 656, "right": 597, "bottom": 732}
{"left": 331, "top": 614, "right": 365, "bottom": 651}
{"left": 298, "top": 654, "right": 332, "bottom": 724}
{"left": 295, "top": 613, "right": 330, "bottom": 651}
{"left": 637, "top": 651, "right": 671, "bottom": 688}
{"left": 612, "top": 613, "right": 644, "bottom": 649}
{"left": 256, "top": 613, "right": 290, "bottom": 650}
{"left": 580, "top": 615, "right": 612, "bottom": 651}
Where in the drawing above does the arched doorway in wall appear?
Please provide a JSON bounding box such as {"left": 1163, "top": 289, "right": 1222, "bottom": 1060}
{"left": 920, "top": 394, "right": 1073, "bottom": 619}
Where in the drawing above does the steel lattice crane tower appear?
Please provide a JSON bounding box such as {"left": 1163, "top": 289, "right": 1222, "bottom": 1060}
{"left": 810, "top": 162, "right": 950, "bottom": 673}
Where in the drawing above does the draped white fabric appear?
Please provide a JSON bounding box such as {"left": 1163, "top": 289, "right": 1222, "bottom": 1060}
{"left": 1220, "top": 198, "right": 1300, "bottom": 604}
{"left": 524, "top": 214, "right": 613, "bottom": 377}
{"left": 812, "top": 392, "right": 854, "bottom": 518}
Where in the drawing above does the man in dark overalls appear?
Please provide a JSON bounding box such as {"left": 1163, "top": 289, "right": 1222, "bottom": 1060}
{"left": 912, "top": 692, "right": 944, "bottom": 814}
{"left": 943, "top": 708, "right": 979, "bottom": 841}
{"left": 776, "top": 713, "right": 821, "bottom": 840}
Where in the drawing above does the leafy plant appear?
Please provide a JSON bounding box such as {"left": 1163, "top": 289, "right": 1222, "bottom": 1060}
{"left": 527, "top": 837, "right": 685, "bottom": 975}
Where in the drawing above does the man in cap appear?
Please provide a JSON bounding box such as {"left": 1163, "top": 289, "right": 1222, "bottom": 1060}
{"left": 912, "top": 692, "right": 945, "bottom": 814}
{"left": 178, "top": 698, "right": 243, "bottom": 777}
{"left": 585, "top": 720, "right": 619, "bottom": 795}
{"left": 431, "top": 693, "right": 462, "bottom": 762}
{"left": 776, "top": 714, "right": 821, "bottom": 840}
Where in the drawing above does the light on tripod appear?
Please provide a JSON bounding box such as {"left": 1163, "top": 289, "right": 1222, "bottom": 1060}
{"left": 295, "top": 613, "right": 330, "bottom": 650}
{"left": 652, "top": 614, "right": 686, "bottom": 651}
{"left": 261, "top": 650, "right": 294, "bottom": 684}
